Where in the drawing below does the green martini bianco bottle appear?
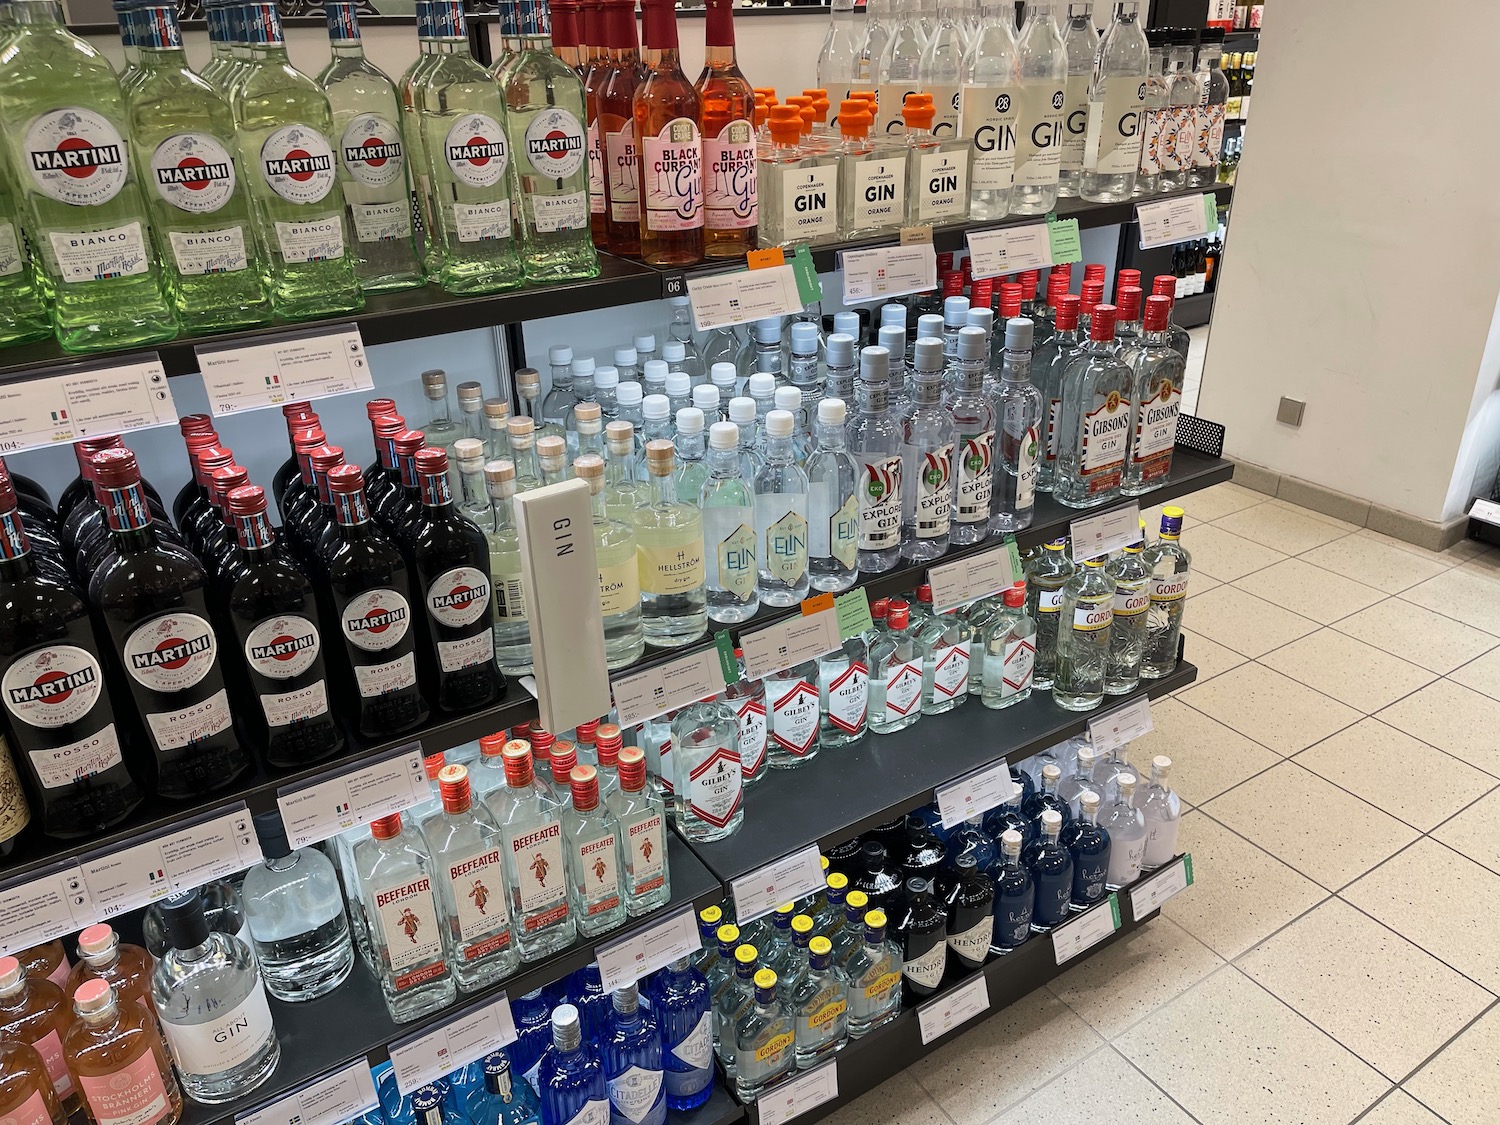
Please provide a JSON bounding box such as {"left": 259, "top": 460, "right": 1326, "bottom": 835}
{"left": 0, "top": 0, "right": 177, "bottom": 353}
{"left": 126, "top": 0, "right": 272, "bottom": 331}
{"left": 0, "top": 151, "right": 52, "bottom": 348}
{"left": 231, "top": 0, "right": 362, "bottom": 319}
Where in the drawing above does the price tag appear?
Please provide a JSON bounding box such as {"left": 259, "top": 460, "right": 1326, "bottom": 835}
{"left": 731, "top": 845, "right": 825, "bottom": 924}
{"left": 687, "top": 264, "right": 806, "bottom": 332}
{"left": 79, "top": 804, "right": 261, "bottom": 918}
{"left": 935, "top": 763, "right": 1018, "bottom": 829}
{"left": 834, "top": 589, "right": 874, "bottom": 640}
{"left": 594, "top": 906, "right": 700, "bottom": 992}
{"left": 389, "top": 995, "right": 518, "bottom": 1095}
{"left": 1069, "top": 502, "right": 1142, "bottom": 562}
{"left": 0, "top": 356, "right": 177, "bottom": 454}
{"left": 196, "top": 324, "right": 372, "bottom": 415}
{"left": 0, "top": 861, "right": 99, "bottom": 958}
{"left": 1087, "top": 695, "right": 1154, "bottom": 758}
{"left": 756, "top": 1061, "right": 839, "bottom": 1125}
{"left": 236, "top": 1060, "right": 379, "bottom": 1125}
{"left": 1470, "top": 497, "right": 1500, "bottom": 526}
{"left": 899, "top": 225, "right": 933, "bottom": 245}
{"left": 739, "top": 607, "right": 841, "bottom": 681}
{"left": 611, "top": 648, "right": 727, "bottom": 729}
{"left": 966, "top": 222, "right": 1052, "bottom": 277}
{"left": 840, "top": 243, "right": 938, "bottom": 305}
{"left": 1052, "top": 895, "right": 1121, "bottom": 964}
{"left": 1136, "top": 193, "right": 1216, "bottom": 249}
{"left": 917, "top": 975, "right": 990, "bottom": 1044}
{"left": 926, "top": 544, "right": 1016, "bottom": 611}
{"left": 277, "top": 741, "right": 429, "bottom": 851}
{"left": 1131, "top": 854, "right": 1194, "bottom": 921}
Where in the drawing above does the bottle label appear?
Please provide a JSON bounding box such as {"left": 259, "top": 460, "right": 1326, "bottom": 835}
{"left": 587, "top": 120, "right": 605, "bottom": 214}
{"left": 903, "top": 938, "right": 945, "bottom": 989}
{"left": 244, "top": 615, "right": 320, "bottom": 679}
{"left": 339, "top": 114, "right": 405, "bottom": 188}
{"left": 445, "top": 114, "right": 510, "bottom": 187}
{"left": 654, "top": 733, "right": 673, "bottom": 796}
{"left": 873, "top": 84, "right": 918, "bottom": 135}
{"left": 961, "top": 84, "right": 1021, "bottom": 191}
{"left": 1150, "top": 572, "right": 1189, "bottom": 603}
{"left": 426, "top": 566, "right": 491, "bottom": 628}
{"left": 1160, "top": 105, "right": 1192, "bottom": 172}
{"left": 1139, "top": 108, "right": 1166, "bottom": 175}
{"left": 621, "top": 808, "right": 666, "bottom": 894}
{"left": 77, "top": 1049, "right": 171, "bottom": 1125}
{"left": 161, "top": 979, "right": 276, "bottom": 1076}
{"left": 770, "top": 678, "right": 818, "bottom": 757}
{"left": 341, "top": 589, "right": 412, "bottom": 652}
{"left": 437, "top": 630, "right": 495, "bottom": 673}
{"left": 150, "top": 132, "right": 236, "bottom": 212}
{"left": 929, "top": 641, "right": 969, "bottom": 701}
{"left": 353, "top": 653, "right": 417, "bottom": 696}
{"left": 529, "top": 190, "right": 588, "bottom": 233}
{"left": 670, "top": 1011, "right": 713, "bottom": 1069}
{"left": 24, "top": 108, "right": 129, "bottom": 206}
{"left": 495, "top": 571, "right": 528, "bottom": 621}
{"left": 273, "top": 217, "right": 345, "bottom": 264}
{"left": 143, "top": 688, "right": 232, "bottom": 752}
{"left": 754, "top": 1031, "right": 794, "bottom": 1064}
{"left": 856, "top": 454, "right": 902, "bottom": 550}
{"left": 637, "top": 537, "right": 705, "bottom": 596}
{"left": 445, "top": 846, "right": 511, "bottom": 958}
{"left": 1038, "top": 588, "right": 1064, "bottom": 613}
{"left": 1045, "top": 399, "right": 1061, "bottom": 462}
{"left": 5, "top": 1089, "right": 56, "bottom": 1125}
{"left": 0, "top": 222, "right": 21, "bottom": 276}
{"left": 851, "top": 156, "right": 906, "bottom": 228}
{"left": 763, "top": 504, "right": 808, "bottom": 585}
{"left": 604, "top": 122, "right": 640, "bottom": 223}
{"left": 372, "top": 874, "right": 447, "bottom": 984}
{"left": 1017, "top": 425, "right": 1039, "bottom": 509}
{"left": 259, "top": 123, "right": 336, "bottom": 204}
{"left": 735, "top": 695, "right": 767, "bottom": 781}
{"left": 598, "top": 556, "right": 640, "bottom": 616}
{"left": 575, "top": 832, "right": 621, "bottom": 915}
{"left": 1114, "top": 586, "right": 1149, "bottom": 616}
{"left": 915, "top": 147, "right": 967, "bottom": 223}
{"left": 703, "top": 119, "right": 757, "bottom": 231}
{"left": 882, "top": 660, "right": 922, "bottom": 717}
{"left": 259, "top": 681, "right": 330, "bottom": 727}
{"left": 928, "top": 83, "right": 963, "bottom": 136}
{"left": 703, "top": 508, "right": 756, "bottom": 600}
{"left": 831, "top": 490, "right": 859, "bottom": 568}
{"left": 947, "top": 914, "right": 994, "bottom": 962}
{"left": 1079, "top": 390, "right": 1130, "bottom": 489}
{"left": 123, "top": 613, "right": 217, "bottom": 692}
{"left": 954, "top": 430, "right": 994, "bottom": 523}
{"left": 607, "top": 1068, "right": 661, "bottom": 1125}
{"left": 27, "top": 723, "right": 124, "bottom": 789}
{"left": 861, "top": 969, "right": 900, "bottom": 1002}
{"left": 913, "top": 443, "right": 953, "bottom": 538}
{"left": 1003, "top": 637, "right": 1034, "bottom": 695}
{"left": 523, "top": 106, "right": 586, "bottom": 180}
{"left": 824, "top": 660, "right": 867, "bottom": 734}
{"left": 1132, "top": 376, "right": 1180, "bottom": 481}
{"left": 1012, "top": 81, "right": 1065, "bottom": 187}
{"left": 28, "top": 1028, "right": 73, "bottom": 1100}
{"left": 563, "top": 1099, "right": 609, "bottom": 1125}
{"left": 1197, "top": 103, "right": 1226, "bottom": 168}
{"left": 167, "top": 226, "right": 249, "bottom": 276}
{"left": 452, "top": 200, "right": 512, "bottom": 243}
{"left": 1072, "top": 597, "right": 1113, "bottom": 632}
{"left": 1058, "top": 73, "right": 1090, "bottom": 173}
{"left": 642, "top": 118, "right": 703, "bottom": 232}
{"left": 803, "top": 994, "right": 848, "bottom": 1037}
{"left": 1083, "top": 78, "right": 1146, "bottom": 174}
{"left": 687, "top": 745, "right": 741, "bottom": 828}
{"left": 48, "top": 223, "right": 149, "bottom": 284}
{"left": 776, "top": 162, "right": 837, "bottom": 239}
{"left": 509, "top": 819, "right": 568, "bottom": 920}
{"left": 3, "top": 644, "right": 104, "bottom": 727}
{"left": 0, "top": 735, "right": 28, "bottom": 843}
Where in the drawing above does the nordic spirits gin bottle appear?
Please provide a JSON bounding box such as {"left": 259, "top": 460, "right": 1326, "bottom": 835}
{"left": 318, "top": 2, "right": 424, "bottom": 291}
{"left": 0, "top": 0, "right": 177, "bottom": 352}
{"left": 733, "top": 969, "right": 794, "bottom": 1101}
{"left": 991, "top": 318, "right": 1043, "bottom": 533}
{"left": 1053, "top": 558, "right": 1113, "bottom": 711}
{"left": 633, "top": 0, "right": 703, "bottom": 265}
{"left": 695, "top": 0, "right": 756, "bottom": 258}
{"left": 1104, "top": 539, "right": 1149, "bottom": 693}
{"left": 497, "top": 0, "right": 599, "bottom": 282}
{"left": 899, "top": 339, "right": 954, "bottom": 561}
{"left": 485, "top": 740, "right": 576, "bottom": 960}
{"left": 701, "top": 421, "right": 758, "bottom": 624}
{"left": 1054, "top": 1, "right": 1096, "bottom": 199}
{"left": 1140, "top": 506, "right": 1189, "bottom": 678}
{"left": 232, "top": 1, "right": 361, "bottom": 319}
{"left": 1054, "top": 304, "right": 1133, "bottom": 509}
{"left": 1123, "top": 295, "right": 1185, "bottom": 494}
{"left": 573, "top": 455, "right": 645, "bottom": 668}
{"left": 1189, "top": 30, "right": 1228, "bottom": 188}
{"left": 1010, "top": 0, "right": 1065, "bottom": 215}
{"left": 962, "top": 0, "right": 1021, "bottom": 220}
{"left": 670, "top": 699, "right": 742, "bottom": 841}
{"left": 1080, "top": 1, "right": 1147, "bottom": 203}
{"left": 634, "top": 440, "right": 707, "bottom": 647}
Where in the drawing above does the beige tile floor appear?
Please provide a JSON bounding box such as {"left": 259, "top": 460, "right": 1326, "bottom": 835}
{"left": 821, "top": 483, "right": 1500, "bottom": 1125}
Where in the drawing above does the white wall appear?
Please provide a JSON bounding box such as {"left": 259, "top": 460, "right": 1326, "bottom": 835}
{"left": 1197, "top": 0, "right": 1500, "bottom": 524}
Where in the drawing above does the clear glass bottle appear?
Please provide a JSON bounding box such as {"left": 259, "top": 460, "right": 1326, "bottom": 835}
{"left": 65, "top": 979, "right": 182, "bottom": 1125}
{"left": 867, "top": 599, "right": 922, "bottom": 734}
{"left": 0, "top": 154, "right": 50, "bottom": 349}
{"left": 1138, "top": 755, "right": 1182, "bottom": 870}
{"left": 1134, "top": 29, "right": 1166, "bottom": 195}
{"left": 962, "top": 0, "right": 1021, "bottom": 220}
{"left": 149, "top": 891, "right": 280, "bottom": 1103}
{"left": 1159, "top": 30, "right": 1196, "bottom": 192}
{"left": 1123, "top": 295, "right": 1186, "bottom": 494}
{"left": 754, "top": 410, "right": 811, "bottom": 606}
{"left": 699, "top": 421, "right": 759, "bottom": 624}
{"left": 1189, "top": 30, "right": 1229, "bottom": 188}
{"left": 916, "top": 605, "right": 971, "bottom": 717}
{"left": 989, "top": 318, "right": 1043, "bottom": 533}
{"left": 485, "top": 740, "right": 575, "bottom": 959}
{"left": 948, "top": 328, "right": 995, "bottom": 544}
{"left": 711, "top": 940, "right": 754, "bottom": 1079}
{"left": 673, "top": 406, "right": 708, "bottom": 502}
{"left": 1010, "top": 0, "right": 1067, "bottom": 215}
{"left": 671, "top": 699, "right": 742, "bottom": 840}
{"left": 482, "top": 460, "right": 532, "bottom": 675}
{"left": 633, "top": 0, "right": 704, "bottom": 265}
{"left": 766, "top": 657, "right": 820, "bottom": 768}
{"left": 1080, "top": 0, "right": 1148, "bottom": 203}
{"left": 1035, "top": 293, "right": 1084, "bottom": 493}
{"left": 241, "top": 811, "right": 354, "bottom": 1003}
{"left": 817, "top": 0, "right": 861, "bottom": 93}
{"left": 818, "top": 633, "right": 869, "bottom": 748}
{"left": 1100, "top": 773, "right": 1147, "bottom": 888}
{"left": 563, "top": 765, "right": 627, "bottom": 936}
{"left": 1104, "top": 539, "right": 1150, "bottom": 693}
{"left": 1027, "top": 538, "right": 1074, "bottom": 690}
{"left": 1025, "top": 808, "right": 1072, "bottom": 931}
{"left": 725, "top": 651, "right": 768, "bottom": 788}
{"left": 874, "top": 0, "right": 922, "bottom": 136}
{"left": 805, "top": 398, "right": 861, "bottom": 591}
{"left": 979, "top": 583, "right": 1034, "bottom": 708}
{"left": 733, "top": 969, "right": 794, "bottom": 1101}
{"left": 842, "top": 911, "right": 901, "bottom": 1037}
{"left": 634, "top": 440, "right": 708, "bottom": 647}
{"left": 900, "top": 94, "right": 968, "bottom": 226}
{"left": 608, "top": 746, "right": 671, "bottom": 915}
{"left": 572, "top": 455, "right": 646, "bottom": 669}
{"left": 67, "top": 927, "right": 154, "bottom": 1025}
{"left": 837, "top": 107, "right": 905, "bottom": 240}
{"left": 900, "top": 339, "right": 954, "bottom": 561}
{"left": 758, "top": 100, "right": 839, "bottom": 249}
{"left": 1053, "top": 558, "right": 1113, "bottom": 711}
{"left": 1054, "top": 304, "right": 1134, "bottom": 509}
{"left": 539, "top": 1006, "right": 609, "bottom": 1125}
{"left": 1140, "top": 507, "right": 1190, "bottom": 678}
{"left": 1054, "top": 1, "right": 1097, "bottom": 198}
{"left": 789, "top": 935, "right": 847, "bottom": 1067}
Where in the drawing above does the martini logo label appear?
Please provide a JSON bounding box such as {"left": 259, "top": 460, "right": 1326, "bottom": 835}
{"left": 341, "top": 589, "right": 412, "bottom": 652}
{"left": 122, "top": 614, "right": 217, "bottom": 692}
{"left": 523, "top": 107, "right": 586, "bottom": 180}
{"left": 3, "top": 646, "right": 103, "bottom": 728}
{"left": 25, "top": 108, "right": 128, "bottom": 206}
{"left": 244, "top": 616, "right": 320, "bottom": 679}
{"left": 339, "top": 114, "right": 405, "bottom": 188}
{"left": 445, "top": 114, "right": 510, "bottom": 188}
{"left": 150, "top": 133, "right": 236, "bottom": 212}
{"left": 259, "top": 124, "right": 336, "bottom": 204}
{"left": 426, "top": 566, "right": 491, "bottom": 628}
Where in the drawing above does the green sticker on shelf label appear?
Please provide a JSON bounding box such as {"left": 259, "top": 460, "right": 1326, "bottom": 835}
{"left": 1204, "top": 194, "right": 1218, "bottom": 233}
{"left": 1045, "top": 217, "right": 1082, "bottom": 265}
{"left": 714, "top": 631, "right": 741, "bottom": 686}
{"left": 792, "top": 244, "right": 823, "bottom": 307}
{"left": 1004, "top": 535, "right": 1022, "bottom": 583}
{"left": 835, "top": 588, "right": 874, "bottom": 639}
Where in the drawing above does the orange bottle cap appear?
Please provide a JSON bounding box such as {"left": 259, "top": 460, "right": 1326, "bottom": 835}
{"left": 838, "top": 102, "right": 873, "bottom": 138}
{"left": 768, "top": 104, "right": 803, "bottom": 143}
{"left": 797, "top": 104, "right": 817, "bottom": 134}
{"left": 902, "top": 95, "right": 936, "bottom": 128}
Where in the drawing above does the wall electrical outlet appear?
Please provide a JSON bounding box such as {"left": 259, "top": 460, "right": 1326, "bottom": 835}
{"left": 1277, "top": 397, "right": 1306, "bottom": 427}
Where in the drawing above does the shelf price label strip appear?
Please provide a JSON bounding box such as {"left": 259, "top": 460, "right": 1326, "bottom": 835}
{"left": 389, "top": 995, "right": 518, "bottom": 1096}
{"left": 1130, "top": 854, "right": 1194, "bottom": 921}
{"left": 276, "top": 741, "right": 429, "bottom": 851}
{"left": 1471, "top": 498, "right": 1500, "bottom": 527}
{"left": 235, "top": 1059, "right": 380, "bottom": 1125}
{"left": 611, "top": 648, "right": 727, "bottom": 730}
{"left": 686, "top": 264, "right": 806, "bottom": 332}
{"left": 965, "top": 217, "right": 1082, "bottom": 279}
{"left": 1136, "top": 193, "right": 1218, "bottom": 250}
{"left": 1086, "top": 695, "right": 1154, "bottom": 758}
{"left": 839, "top": 242, "right": 938, "bottom": 305}
{"left": 757, "top": 1060, "right": 839, "bottom": 1125}
{"left": 730, "top": 844, "right": 826, "bottom": 926}
{"left": 917, "top": 974, "right": 991, "bottom": 1045}
{"left": 594, "top": 905, "right": 701, "bottom": 993}
{"left": 926, "top": 542, "right": 1017, "bottom": 612}
{"left": 196, "top": 323, "right": 373, "bottom": 416}
{"left": 739, "top": 604, "right": 842, "bottom": 683}
{"left": 0, "top": 857, "right": 101, "bottom": 959}
{"left": 1052, "top": 893, "right": 1121, "bottom": 965}
{"left": 1069, "top": 502, "right": 1141, "bottom": 563}
{"left": 0, "top": 354, "right": 177, "bottom": 455}
{"left": 935, "top": 762, "right": 1019, "bottom": 830}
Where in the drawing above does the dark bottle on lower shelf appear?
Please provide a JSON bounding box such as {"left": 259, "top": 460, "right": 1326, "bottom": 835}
{"left": 866, "top": 816, "right": 909, "bottom": 866}
{"left": 323, "top": 464, "right": 429, "bottom": 738}
{"left": 1062, "top": 790, "right": 1112, "bottom": 912}
{"left": 1024, "top": 809, "right": 1073, "bottom": 932}
{"left": 270, "top": 401, "right": 317, "bottom": 512}
{"left": 852, "top": 840, "right": 904, "bottom": 917}
{"left": 897, "top": 876, "right": 946, "bottom": 1004}
{"left": 87, "top": 448, "right": 252, "bottom": 800}
{"left": 900, "top": 814, "right": 946, "bottom": 886}
{"left": 823, "top": 836, "right": 864, "bottom": 878}
{"left": 940, "top": 854, "right": 994, "bottom": 973}
{"left": 992, "top": 828, "right": 1035, "bottom": 953}
{"left": 0, "top": 476, "right": 143, "bottom": 838}
{"left": 219, "top": 485, "right": 344, "bottom": 770}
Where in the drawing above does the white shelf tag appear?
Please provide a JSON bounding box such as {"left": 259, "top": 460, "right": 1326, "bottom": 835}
{"left": 917, "top": 974, "right": 990, "bottom": 1044}
{"left": 731, "top": 845, "right": 825, "bottom": 925}
{"left": 687, "top": 264, "right": 805, "bottom": 331}
{"left": 1470, "top": 498, "right": 1500, "bottom": 527}
{"left": 236, "top": 1060, "right": 379, "bottom": 1125}
{"left": 757, "top": 1062, "right": 839, "bottom": 1125}
{"left": 612, "top": 648, "right": 727, "bottom": 729}
{"left": 0, "top": 356, "right": 176, "bottom": 454}
{"left": 739, "top": 608, "right": 841, "bottom": 681}
{"left": 1069, "top": 502, "right": 1142, "bottom": 562}
{"left": 965, "top": 222, "right": 1052, "bottom": 278}
{"left": 595, "top": 906, "right": 700, "bottom": 992}
{"left": 1137, "top": 193, "right": 1215, "bottom": 249}
{"left": 276, "top": 742, "right": 429, "bottom": 851}
{"left": 1131, "top": 854, "right": 1194, "bottom": 921}
{"left": 389, "top": 995, "right": 518, "bottom": 1096}
{"left": 926, "top": 544, "right": 1016, "bottom": 611}
{"left": 936, "top": 764, "right": 1018, "bottom": 830}
{"left": 840, "top": 243, "right": 938, "bottom": 305}
{"left": 1052, "top": 894, "right": 1121, "bottom": 964}
{"left": 0, "top": 861, "right": 99, "bottom": 958}
{"left": 196, "top": 323, "right": 372, "bottom": 416}
{"left": 1087, "top": 695, "right": 1154, "bottom": 758}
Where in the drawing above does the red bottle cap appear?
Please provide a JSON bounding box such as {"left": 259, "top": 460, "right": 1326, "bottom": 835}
{"left": 870, "top": 597, "right": 889, "bottom": 621}
{"left": 916, "top": 584, "right": 933, "bottom": 604}
{"left": 1115, "top": 268, "right": 1141, "bottom": 297}
{"left": 570, "top": 764, "right": 600, "bottom": 810}
{"left": 1080, "top": 280, "right": 1105, "bottom": 316}
{"left": 1083, "top": 263, "right": 1105, "bottom": 282}
{"left": 1116, "top": 285, "right": 1143, "bottom": 322}
{"left": 294, "top": 427, "right": 328, "bottom": 454}
{"left": 90, "top": 447, "right": 141, "bottom": 490}
{"left": 191, "top": 445, "right": 233, "bottom": 486}
{"left": 1054, "top": 294, "right": 1082, "bottom": 331}
{"left": 999, "top": 283, "right": 1023, "bottom": 319}
{"left": 1090, "top": 303, "right": 1118, "bottom": 342}
{"left": 326, "top": 464, "right": 366, "bottom": 494}
{"left": 226, "top": 485, "right": 267, "bottom": 517}
{"left": 366, "top": 399, "right": 397, "bottom": 420}
{"left": 479, "top": 732, "right": 508, "bottom": 758}
{"left": 438, "top": 764, "right": 471, "bottom": 813}
{"left": 937, "top": 252, "right": 954, "bottom": 272}
{"left": 395, "top": 430, "right": 426, "bottom": 457}
{"left": 969, "top": 278, "right": 992, "bottom": 308}
{"left": 531, "top": 726, "right": 555, "bottom": 759}
{"left": 370, "top": 813, "right": 402, "bottom": 839}
{"left": 960, "top": 256, "right": 972, "bottom": 278}
{"left": 1144, "top": 294, "right": 1172, "bottom": 333}
{"left": 550, "top": 740, "right": 578, "bottom": 785}
{"left": 1152, "top": 275, "right": 1176, "bottom": 299}
{"left": 281, "top": 400, "right": 312, "bottom": 418}
{"left": 888, "top": 601, "right": 910, "bottom": 630}
{"left": 595, "top": 724, "right": 622, "bottom": 766}
{"left": 1018, "top": 269, "right": 1039, "bottom": 300}
{"left": 1003, "top": 584, "right": 1026, "bottom": 608}
{"left": 179, "top": 414, "right": 215, "bottom": 436}
{"left": 575, "top": 719, "right": 599, "bottom": 747}
{"left": 1049, "top": 262, "right": 1072, "bottom": 281}
{"left": 415, "top": 447, "right": 448, "bottom": 476}
{"left": 210, "top": 464, "right": 249, "bottom": 505}
{"left": 424, "top": 753, "right": 445, "bottom": 780}
{"left": 373, "top": 416, "right": 406, "bottom": 441}
{"left": 309, "top": 445, "right": 345, "bottom": 474}
{"left": 513, "top": 721, "right": 531, "bottom": 739}
{"left": 502, "top": 740, "right": 535, "bottom": 786}
{"left": 942, "top": 272, "right": 965, "bottom": 297}
{"left": 617, "top": 746, "right": 646, "bottom": 791}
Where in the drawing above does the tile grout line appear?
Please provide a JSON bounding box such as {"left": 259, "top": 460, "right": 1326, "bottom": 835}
{"left": 1107, "top": 1042, "right": 1212, "bottom": 1125}
{"left": 1394, "top": 995, "right": 1500, "bottom": 1118}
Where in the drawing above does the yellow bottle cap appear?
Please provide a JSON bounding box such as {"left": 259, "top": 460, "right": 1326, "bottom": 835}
{"left": 865, "top": 909, "right": 887, "bottom": 928}
{"left": 847, "top": 890, "right": 869, "bottom": 908}
{"left": 700, "top": 905, "right": 722, "bottom": 925}
{"left": 735, "top": 944, "right": 759, "bottom": 965}
{"left": 809, "top": 936, "right": 832, "bottom": 956}
{"left": 791, "top": 914, "right": 814, "bottom": 935}
{"left": 827, "top": 872, "right": 849, "bottom": 890}
{"left": 754, "top": 968, "right": 778, "bottom": 989}
{"left": 775, "top": 902, "right": 796, "bottom": 916}
{"left": 717, "top": 923, "right": 740, "bottom": 944}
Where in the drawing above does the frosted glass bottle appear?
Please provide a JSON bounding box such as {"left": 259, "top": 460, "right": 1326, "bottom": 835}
{"left": 1054, "top": 2, "right": 1098, "bottom": 198}
{"left": 1080, "top": 0, "right": 1148, "bottom": 203}
{"left": 1138, "top": 755, "right": 1182, "bottom": 871}
{"left": 1099, "top": 773, "right": 1147, "bottom": 888}
{"left": 753, "top": 410, "right": 810, "bottom": 607}
{"left": 1011, "top": 1, "right": 1067, "bottom": 215}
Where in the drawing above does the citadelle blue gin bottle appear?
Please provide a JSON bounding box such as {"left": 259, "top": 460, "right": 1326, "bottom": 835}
{"left": 649, "top": 958, "right": 713, "bottom": 1111}
{"left": 0, "top": 0, "right": 177, "bottom": 352}
{"left": 538, "top": 1005, "right": 609, "bottom": 1125}
{"left": 601, "top": 984, "right": 666, "bottom": 1125}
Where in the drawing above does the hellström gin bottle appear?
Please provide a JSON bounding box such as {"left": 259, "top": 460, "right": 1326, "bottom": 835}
{"left": 1140, "top": 507, "right": 1190, "bottom": 678}
{"left": 150, "top": 891, "right": 280, "bottom": 1103}
{"left": 574, "top": 455, "right": 645, "bottom": 669}
{"left": 1080, "top": 0, "right": 1149, "bottom": 203}
{"left": 1010, "top": 0, "right": 1066, "bottom": 215}
{"left": 1054, "top": 1, "right": 1097, "bottom": 198}
{"left": 1053, "top": 557, "right": 1114, "bottom": 711}
{"left": 962, "top": 0, "right": 1021, "bottom": 220}
{"left": 635, "top": 440, "right": 708, "bottom": 647}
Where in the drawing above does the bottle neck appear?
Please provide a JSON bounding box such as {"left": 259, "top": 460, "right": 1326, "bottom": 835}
{"left": 333, "top": 488, "right": 374, "bottom": 530}
{"left": 1001, "top": 349, "right": 1031, "bottom": 383}
{"left": 675, "top": 431, "right": 705, "bottom": 459}
{"left": 242, "top": 1, "right": 290, "bottom": 57}
{"left": 233, "top": 509, "right": 277, "bottom": 553}
{"left": 100, "top": 481, "right": 159, "bottom": 550}
{"left": 458, "top": 467, "right": 486, "bottom": 510}
{"left": 12, "top": 0, "right": 65, "bottom": 27}
{"left": 427, "top": 394, "right": 452, "bottom": 427}
{"left": 648, "top": 472, "right": 677, "bottom": 505}
{"left": 419, "top": 470, "right": 456, "bottom": 513}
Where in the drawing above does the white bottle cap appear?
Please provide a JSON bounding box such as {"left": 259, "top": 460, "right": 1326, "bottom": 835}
{"left": 549, "top": 344, "right": 572, "bottom": 365}
{"left": 790, "top": 321, "right": 820, "bottom": 355}
{"left": 711, "top": 362, "right": 738, "bottom": 389}
{"left": 880, "top": 302, "right": 907, "bottom": 327}
{"left": 593, "top": 365, "right": 619, "bottom": 390}
{"left": 728, "top": 397, "right": 757, "bottom": 424}
{"left": 665, "top": 370, "right": 692, "bottom": 397}
{"left": 643, "top": 359, "right": 669, "bottom": 383}
{"left": 1041, "top": 808, "right": 1062, "bottom": 829}
{"left": 944, "top": 295, "right": 970, "bottom": 326}
{"left": 662, "top": 340, "right": 686, "bottom": 363}
{"left": 766, "top": 409, "right": 795, "bottom": 438}
{"left": 1041, "top": 762, "right": 1061, "bottom": 782}
{"left": 670, "top": 295, "right": 690, "bottom": 308}
{"left": 676, "top": 407, "right": 705, "bottom": 434}
{"left": 754, "top": 317, "right": 781, "bottom": 344}
{"left": 1153, "top": 755, "right": 1172, "bottom": 772}
{"left": 818, "top": 398, "right": 847, "bottom": 426}
{"left": 616, "top": 381, "right": 642, "bottom": 406}
{"left": 774, "top": 386, "right": 802, "bottom": 412}
{"left": 1079, "top": 790, "right": 1100, "bottom": 814}
{"left": 643, "top": 393, "right": 670, "bottom": 420}
{"left": 917, "top": 313, "right": 944, "bottom": 339}
{"left": 634, "top": 334, "right": 656, "bottom": 352}
{"left": 748, "top": 372, "right": 776, "bottom": 397}
{"left": 693, "top": 384, "right": 720, "bottom": 411}
{"left": 833, "top": 311, "right": 860, "bottom": 337}
{"left": 571, "top": 355, "right": 595, "bottom": 377}
{"left": 1077, "top": 743, "right": 1098, "bottom": 765}
{"left": 614, "top": 346, "right": 638, "bottom": 367}
{"left": 709, "top": 421, "right": 740, "bottom": 450}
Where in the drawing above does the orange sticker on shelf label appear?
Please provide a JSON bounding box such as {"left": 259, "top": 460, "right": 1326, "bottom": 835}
{"left": 747, "top": 247, "right": 786, "bottom": 270}
{"left": 801, "top": 592, "right": 835, "bottom": 616}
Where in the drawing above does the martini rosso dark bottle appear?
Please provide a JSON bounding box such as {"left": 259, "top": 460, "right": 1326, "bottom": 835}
{"left": 0, "top": 475, "right": 143, "bottom": 838}
{"left": 87, "top": 448, "right": 251, "bottom": 799}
